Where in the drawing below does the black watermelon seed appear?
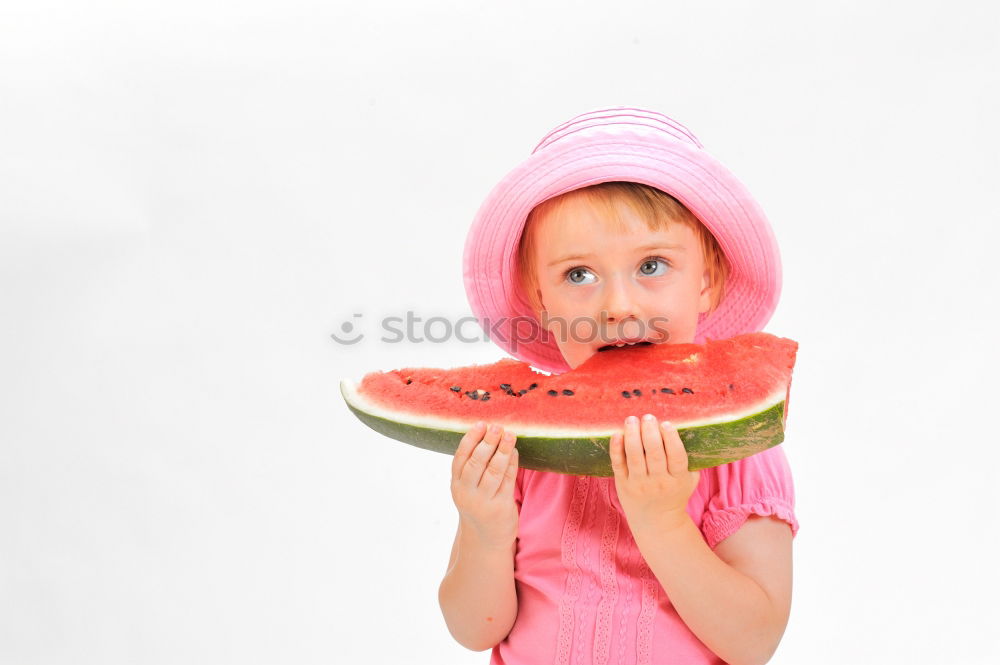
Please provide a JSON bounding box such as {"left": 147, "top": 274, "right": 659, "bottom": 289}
{"left": 499, "top": 383, "right": 511, "bottom": 391}
{"left": 660, "top": 387, "right": 674, "bottom": 394}
{"left": 632, "top": 389, "right": 642, "bottom": 396}
{"left": 518, "top": 389, "right": 528, "bottom": 395}
{"left": 481, "top": 394, "right": 490, "bottom": 402}
{"left": 682, "top": 387, "right": 694, "bottom": 394}
{"left": 547, "top": 390, "right": 558, "bottom": 396}
{"left": 465, "top": 391, "right": 479, "bottom": 400}
{"left": 622, "top": 391, "right": 632, "bottom": 398}
{"left": 405, "top": 379, "right": 412, "bottom": 385}
{"left": 529, "top": 383, "right": 539, "bottom": 390}
{"left": 450, "top": 386, "right": 461, "bottom": 392}
{"left": 562, "top": 389, "right": 574, "bottom": 396}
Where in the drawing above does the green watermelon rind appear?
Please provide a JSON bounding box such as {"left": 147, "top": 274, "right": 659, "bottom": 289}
{"left": 340, "top": 379, "right": 786, "bottom": 476}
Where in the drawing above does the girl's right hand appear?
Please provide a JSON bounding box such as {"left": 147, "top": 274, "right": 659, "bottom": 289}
{"left": 450, "top": 421, "right": 520, "bottom": 550}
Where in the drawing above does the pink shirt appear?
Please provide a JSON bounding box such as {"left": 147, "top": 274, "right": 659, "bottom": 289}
{"left": 491, "top": 445, "right": 799, "bottom": 665}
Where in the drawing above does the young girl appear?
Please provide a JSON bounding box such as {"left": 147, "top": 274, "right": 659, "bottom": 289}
{"left": 439, "top": 107, "right": 799, "bottom": 665}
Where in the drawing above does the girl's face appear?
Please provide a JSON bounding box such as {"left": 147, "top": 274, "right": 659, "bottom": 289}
{"left": 530, "top": 193, "right": 715, "bottom": 370}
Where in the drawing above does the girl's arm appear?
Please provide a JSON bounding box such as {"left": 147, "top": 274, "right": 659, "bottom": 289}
{"left": 438, "top": 517, "right": 518, "bottom": 651}
{"left": 630, "top": 513, "right": 793, "bottom": 665}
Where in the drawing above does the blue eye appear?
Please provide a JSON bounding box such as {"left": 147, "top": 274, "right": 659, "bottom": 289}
{"left": 565, "top": 267, "right": 596, "bottom": 285}
{"left": 640, "top": 257, "right": 670, "bottom": 276}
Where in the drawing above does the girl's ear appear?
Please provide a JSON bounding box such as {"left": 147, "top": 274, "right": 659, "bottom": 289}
{"left": 536, "top": 291, "right": 553, "bottom": 332}
{"left": 698, "top": 269, "right": 714, "bottom": 314}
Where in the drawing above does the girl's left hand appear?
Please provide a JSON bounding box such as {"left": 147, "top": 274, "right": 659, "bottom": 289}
{"left": 609, "top": 414, "right": 700, "bottom": 531}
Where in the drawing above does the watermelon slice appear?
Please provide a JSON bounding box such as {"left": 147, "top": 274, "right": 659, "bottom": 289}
{"left": 340, "top": 332, "right": 798, "bottom": 476}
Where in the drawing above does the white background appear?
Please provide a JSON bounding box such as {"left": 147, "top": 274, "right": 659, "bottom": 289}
{"left": 2, "top": 1, "right": 998, "bottom": 663}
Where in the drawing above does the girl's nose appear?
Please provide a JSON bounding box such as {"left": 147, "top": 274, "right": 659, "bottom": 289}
{"left": 601, "top": 275, "right": 639, "bottom": 322}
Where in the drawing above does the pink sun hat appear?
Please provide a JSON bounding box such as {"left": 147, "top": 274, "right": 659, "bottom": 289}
{"left": 462, "top": 105, "right": 782, "bottom": 374}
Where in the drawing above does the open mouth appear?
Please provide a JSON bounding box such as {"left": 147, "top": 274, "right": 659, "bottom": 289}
{"left": 597, "top": 341, "right": 655, "bottom": 352}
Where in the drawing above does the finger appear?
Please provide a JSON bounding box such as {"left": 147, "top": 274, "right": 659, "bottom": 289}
{"left": 452, "top": 421, "right": 486, "bottom": 480}
{"left": 623, "top": 416, "right": 647, "bottom": 476}
{"left": 660, "top": 421, "right": 688, "bottom": 476}
{"left": 461, "top": 423, "right": 503, "bottom": 487}
{"left": 498, "top": 446, "right": 519, "bottom": 499}
{"left": 641, "top": 414, "right": 667, "bottom": 475}
{"left": 479, "top": 430, "right": 515, "bottom": 498}
{"left": 608, "top": 432, "right": 627, "bottom": 481}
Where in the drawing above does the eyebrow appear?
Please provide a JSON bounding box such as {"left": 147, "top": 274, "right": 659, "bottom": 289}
{"left": 547, "top": 244, "right": 686, "bottom": 267}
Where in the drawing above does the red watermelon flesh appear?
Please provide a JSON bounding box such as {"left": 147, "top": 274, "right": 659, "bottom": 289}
{"left": 340, "top": 332, "right": 798, "bottom": 475}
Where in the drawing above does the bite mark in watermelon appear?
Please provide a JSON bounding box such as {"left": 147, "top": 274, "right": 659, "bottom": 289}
{"left": 340, "top": 332, "right": 798, "bottom": 476}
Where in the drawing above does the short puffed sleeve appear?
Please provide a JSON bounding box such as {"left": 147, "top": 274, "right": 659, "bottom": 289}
{"left": 699, "top": 444, "right": 799, "bottom": 549}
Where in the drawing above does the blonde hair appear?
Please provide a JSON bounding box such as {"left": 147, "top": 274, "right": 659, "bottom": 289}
{"left": 516, "top": 181, "right": 731, "bottom": 317}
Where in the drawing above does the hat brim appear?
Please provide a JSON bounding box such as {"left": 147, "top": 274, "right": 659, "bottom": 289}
{"left": 463, "top": 128, "right": 782, "bottom": 374}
